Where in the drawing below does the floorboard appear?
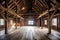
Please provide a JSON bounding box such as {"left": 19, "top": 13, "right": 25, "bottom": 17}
{"left": 0, "top": 26, "right": 60, "bottom": 40}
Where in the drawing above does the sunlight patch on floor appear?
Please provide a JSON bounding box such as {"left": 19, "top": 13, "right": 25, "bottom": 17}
{"left": 20, "top": 26, "right": 38, "bottom": 40}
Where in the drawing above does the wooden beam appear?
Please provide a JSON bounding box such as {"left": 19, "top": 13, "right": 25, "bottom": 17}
{"left": 35, "top": 5, "right": 41, "bottom": 12}
{"left": 17, "top": 0, "right": 20, "bottom": 4}
{"left": 33, "top": 5, "right": 40, "bottom": 13}
{"left": 54, "top": 13, "right": 60, "bottom": 16}
{"left": 50, "top": 10, "right": 56, "bottom": 21}
{"left": 51, "top": 0, "right": 56, "bottom": 4}
{"left": 37, "top": 8, "right": 55, "bottom": 19}
{"left": 15, "top": 6, "right": 17, "bottom": 29}
{"left": 48, "top": 10, "right": 51, "bottom": 34}
{"left": 50, "top": 1, "right": 59, "bottom": 20}
{"left": 10, "top": 5, "right": 16, "bottom": 9}
{"left": 0, "top": 4, "right": 23, "bottom": 19}
{"left": 35, "top": 2, "right": 42, "bottom": 11}
{"left": 0, "top": 12, "right": 6, "bottom": 20}
{"left": 38, "top": 0, "right": 48, "bottom": 8}
{"left": 19, "top": 0, "right": 24, "bottom": 5}
{"left": 43, "top": 0, "right": 48, "bottom": 7}
{"left": 8, "top": 2, "right": 14, "bottom": 8}
{"left": 0, "top": 4, "right": 6, "bottom": 10}
{"left": 0, "top": 10, "right": 5, "bottom": 14}
{"left": 37, "top": 10, "right": 48, "bottom": 19}
{"left": 8, "top": 0, "right": 24, "bottom": 14}
{"left": 47, "top": 0, "right": 51, "bottom": 34}
{"left": 36, "top": 0, "right": 43, "bottom": 7}
{"left": 11, "top": 0, "right": 24, "bottom": 10}
{"left": 32, "top": 7, "right": 39, "bottom": 14}
{"left": 37, "top": 1, "right": 43, "bottom": 8}
{"left": 5, "top": 0, "right": 8, "bottom": 34}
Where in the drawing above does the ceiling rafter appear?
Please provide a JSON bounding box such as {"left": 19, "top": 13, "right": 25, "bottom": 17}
{"left": 33, "top": 6, "right": 40, "bottom": 13}
{"left": 10, "top": 4, "right": 16, "bottom": 10}
{"left": 14, "top": 0, "right": 19, "bottom": 2}
{"left": 7, "top": 0, "right": 24, "bottom": 15}
{"left": 8, "top": 1, "right": 14, "bottom": 8}
{"left": 16, "top": 0, "right": 22, "bottom": 4}
{"left": 32, "top": 7, "right": 39, "bottom": 14}
{"left": 8, "top": 0, "right": 24, "bottom": 11}
{"left": 1, "top": 0, "right": 59, "bottom": 19}
{"left": 35, "top": 0, "right": 47, "bottom": 14}
{"left": 36, "top": 0, "right": 43, "bottom": 9}
{"left": 38, "top": 0, "right": 48, "bottom": 9}
{"left": 0, "top": 4, "right": 23, "bottom": 19}
{"left": 10, "top": 0, "right": 20, "bottom": 10}
{"left": 34, "top": 4, "right": 42, "bottom": 13}
{"left": 19, "top": 3, "right": 24, "bottom": 9}
{"left": 42, "top": 0, "right": 49, "bottom": 8}
{"left": 36, "top": 0, "right": 43, "bottom": 7}
{"left": 19, "top": 0, "right": 24, "bottom": 7}
{"left": 0, "top": 10, "right": 5, "bottom": 15}
{"left": 37, "top": 7, "right": 55, "bottom": 19}
{"left": 36, "top": 2, "right": 44, "bottom": 10}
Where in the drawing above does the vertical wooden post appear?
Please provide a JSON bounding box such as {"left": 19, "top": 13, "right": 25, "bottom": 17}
{"left": 47, "top": 0, "right": 51, "bottom": 34}
{"left": 41, "top": 17, "right": 43, "bottom": 29}
{"left": 18, "top": 18, "right": 20, "bottom": 28}
{"left": 39, "top": 18, "right": 41, "bottom": 28}
{"left": 48, "top": 11, "right": 51, "bottom": 34}
{"left": 5, "top": 11, "right": 8, "bottom": 34}
{"left": 15, "top": 6, "right": 17, "bottom": 29}
{"left": 40, "top": 18, "right": 41, "bottom": 26}
{"left": 5, "top": 0, "right": 8, "bottom": 34}
{"left": 15, "top": 19, "right": 17, "bottom": 29}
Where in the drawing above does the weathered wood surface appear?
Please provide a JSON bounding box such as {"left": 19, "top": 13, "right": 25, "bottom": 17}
{"left": 0, "top": 26, "right": 60, "bottom": 40}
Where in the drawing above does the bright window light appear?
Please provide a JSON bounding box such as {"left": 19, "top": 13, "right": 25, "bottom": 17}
{"left": 0, "top": 19, "right": 4, "bottom": 25}
{"left": 28, "top": 20, "right": 34, "bottom": 25}
{"left": 52, "top": 18, "right": 57, "bottom": 26}
{"left": 10, "top": 20, "right": 13, "bottom": 24}
{"left": 44, "top": 20, "right": 47, "bottom": 25}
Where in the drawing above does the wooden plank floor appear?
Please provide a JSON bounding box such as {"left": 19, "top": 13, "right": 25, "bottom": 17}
{"left": 0, "top": 26, "right": 60, "bottom": 40}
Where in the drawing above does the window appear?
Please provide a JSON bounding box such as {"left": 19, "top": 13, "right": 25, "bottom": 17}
{"left": 44, "top": 20, "right": 47, "bottom": 25}
{"left": 28, "top": 20, "right": 34, "bottom": 25}
{"left": 52, "top": 18, "right": 57, "bottom": 26}
{"left": 10, "top": 20, "right": 13, "bottom": 24}
{"left": 0, "top": 19, "right": 4, "bottom": 25}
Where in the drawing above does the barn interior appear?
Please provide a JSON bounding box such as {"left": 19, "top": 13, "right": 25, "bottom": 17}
{"left": 0, "top": 0, "right": 60, "bottom": 40}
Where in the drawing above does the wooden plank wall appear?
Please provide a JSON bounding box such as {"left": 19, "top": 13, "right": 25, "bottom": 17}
{"left": 40, "top": 13, "right": 60, "bottom": 32}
